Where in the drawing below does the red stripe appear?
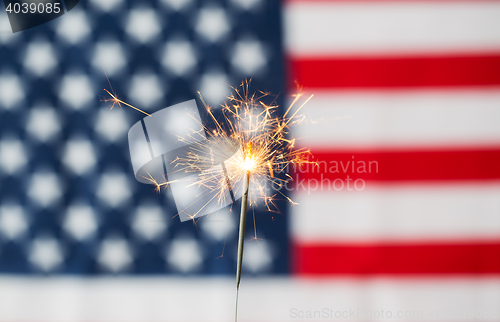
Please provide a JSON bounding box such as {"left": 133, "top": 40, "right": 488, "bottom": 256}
{"left": 291, "top": 147, "right": 500, "bottom": 182}
{"left": 293, "top": 242, "right": 500, "bottom": 275}
{"left": 285, "top": 0, "right": 500, "bottom": 3}
{"left": 288, "top": 54, "right": 500, "bottom": 89}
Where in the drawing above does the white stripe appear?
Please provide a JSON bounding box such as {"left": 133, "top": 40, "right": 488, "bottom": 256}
{"left": 0, "top": 277, "right": 499, "bottom": 322}
{"left": 290, "top": 183, "right": 500, "bottom": 243}
{"left": 291, "top": 90, "right": 500, "bottom": 149}
{"left": 285, "top": 2, "right": 500, "bottom": 56}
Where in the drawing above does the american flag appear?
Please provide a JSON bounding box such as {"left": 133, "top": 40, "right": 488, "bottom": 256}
{"left": 0, "top": 0, "right": 499, "bottom": 321}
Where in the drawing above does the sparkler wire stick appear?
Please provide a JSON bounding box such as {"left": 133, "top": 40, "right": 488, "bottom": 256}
{"left": 235, "top": 142, "right": 253, "bottom": 322}
{"left": 235, "top": 169, "right": 250, "bottom": 322}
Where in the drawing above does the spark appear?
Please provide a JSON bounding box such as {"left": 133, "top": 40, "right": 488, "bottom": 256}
{"left": 103, "top": 89, "right": 151, "bottom": 116}
{"left": 140, "top": 172, "right": 172, "bottom": 193}
{"left": 175, "top": 81, "right": 314, "bottom": 214}
{"left": 100, "top": 66, "right": 151, "bottom": 116}
{"left": 102, "top": 78, "right": 314, "bottom": 222}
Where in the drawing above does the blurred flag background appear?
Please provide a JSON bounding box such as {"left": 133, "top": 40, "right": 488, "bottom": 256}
{"left": 0, "top": 0, "right": 500, "bottom": 321}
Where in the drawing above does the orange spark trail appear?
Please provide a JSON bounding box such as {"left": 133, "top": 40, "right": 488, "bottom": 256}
{"left": 103, "top": 89, "right": 151, "bottom": 117}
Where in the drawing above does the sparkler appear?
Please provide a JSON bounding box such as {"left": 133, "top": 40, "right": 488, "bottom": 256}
{"left": 103, "top": 81, "right": 314, "bottom": 322}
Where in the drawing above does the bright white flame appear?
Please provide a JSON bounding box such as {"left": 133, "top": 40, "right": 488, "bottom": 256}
{"left": 242, "top": 156, "right": 256, "bottom": 171}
